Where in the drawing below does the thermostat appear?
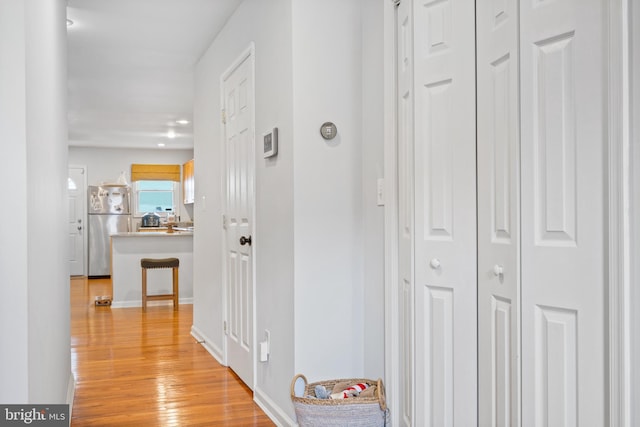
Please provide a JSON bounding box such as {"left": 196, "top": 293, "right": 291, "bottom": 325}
{"left": 320, "top": 122, "right": 337, "bottom": 140}
{"left": 263, "top": 127, "right": 278, "bottom": 158}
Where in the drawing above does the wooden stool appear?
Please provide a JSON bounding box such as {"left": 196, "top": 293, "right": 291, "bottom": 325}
{"left": 141, "top": 257, "right": 179, "bottom": 311}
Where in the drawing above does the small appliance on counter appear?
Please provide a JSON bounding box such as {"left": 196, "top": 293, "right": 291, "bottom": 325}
{"left": 141, "top": 212, "right": 161, "bottom": 228}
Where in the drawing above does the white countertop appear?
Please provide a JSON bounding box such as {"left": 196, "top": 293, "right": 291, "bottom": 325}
{"left": 112, "top": 231, "right": 193, "bottom": 237}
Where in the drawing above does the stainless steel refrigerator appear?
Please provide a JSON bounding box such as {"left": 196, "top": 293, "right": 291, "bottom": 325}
{"left": 88, "top": 185, "right": 131, "bottom": 277}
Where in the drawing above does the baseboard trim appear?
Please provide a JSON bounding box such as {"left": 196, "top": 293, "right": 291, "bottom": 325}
{"left": 254, "top": 386, "right": 296, "bottom": 427}
{"left": 66, "top": 373, "right": 76, "bottom": 420}
{"left": 110, "top": 298, "right": 193, "bottom": 309}
{"left": 190, "top": 325, "right": 224, "bottom": 365}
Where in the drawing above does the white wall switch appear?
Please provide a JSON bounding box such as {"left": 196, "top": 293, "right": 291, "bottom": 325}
{"left": 377, "top": 178, "right": 385, "bottom": 206}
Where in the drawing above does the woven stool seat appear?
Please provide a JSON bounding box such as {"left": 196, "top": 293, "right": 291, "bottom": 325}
{"left": 141, "top": 257, "right": 179, "bottom": 311}
{"left": 141, "top": 257, "right": 179, "bottom": 269}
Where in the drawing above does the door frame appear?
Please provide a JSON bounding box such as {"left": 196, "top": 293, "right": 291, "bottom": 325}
{"left": 219, "top": 43, "right": 257, "bottom": 389}
{"left": 383, "top": 1, "right": 636, "bottom": 425}
{"left": 608, "top": 0, "right": 635, "bottom": 425}
{"left": 632, "top": 1, "right": 640, "bottom": 423}
{"left": 383, "top": 1, "right": 401, "bottom": 425}
{"left": 68, "top": 164, "right": 88, "bottom": 277}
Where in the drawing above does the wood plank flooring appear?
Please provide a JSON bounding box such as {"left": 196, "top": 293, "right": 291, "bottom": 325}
{"left": 70, "top": 277, "right": 274, "bottom": 426}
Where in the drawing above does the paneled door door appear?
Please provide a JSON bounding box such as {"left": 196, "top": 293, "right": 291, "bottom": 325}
{"left": 222, "top": 46, "right": 255, "bottom": 389}
{"left": 520, "top": 0, "right": 606, "bottom": 424}
{"left": 68, "top": 166, "right": 86, "bottom": 276}
{"left": 476, "top": 0, "right": 521, "bottom": 425}
{"left": 412, "top": 0, "right": 477, "bottom": 425}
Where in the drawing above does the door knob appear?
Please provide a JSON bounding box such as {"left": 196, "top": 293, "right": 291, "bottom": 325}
{"left": 429, "top": 258, "right": 441, "bottom": 269}
{"left": 239, "top": 235, "right": 252, "bottom": 246}
{"left": 493, "top": 264, "right": 504, "bottom": 276}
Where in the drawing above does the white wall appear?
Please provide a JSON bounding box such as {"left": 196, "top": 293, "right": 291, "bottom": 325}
{"left": 193, "top": 0, "right": 295, "bottom": 423}
{"left": 68, "top": 146, "right": 194, "bottom": 222}
{"left": 193, "top": 1, "right": 385, "bottom": 424}
{"left": 291, "top": 0, "right": 365, "bottom": 379}
{"left": 0, "top": 0, "right": 72, "bottom": 404}
{"left": 0, "top": 0, "right": 30, "bottom": 402}
{"left": 360, "top": 0, "right": 386, "bottom": 379}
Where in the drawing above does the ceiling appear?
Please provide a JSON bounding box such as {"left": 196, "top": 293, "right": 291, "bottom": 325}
{"left": 66, "top": 0, "right": 243, "bottom": 150}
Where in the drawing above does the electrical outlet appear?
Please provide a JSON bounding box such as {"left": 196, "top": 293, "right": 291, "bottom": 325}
{"left": 260, "top": 330, "right": 271, "bottom": 362}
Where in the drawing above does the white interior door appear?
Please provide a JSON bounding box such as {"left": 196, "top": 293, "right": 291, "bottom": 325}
{"left": 68, "top": 166, "right": 86, "bottom": 276}
{"left": 222, "top": 47, "right": 255, "bottom": 389}
{"left": 412, "top": 0, "right": 477, "bottom": 425}
{"left": 520, "top": 0, "right": 606, "bottom": 424}
{"left": 396, "top": 1, "right": 414, "bottom": 425}
{"left": 477, "top": 0, "right": 521, "bottom": 425}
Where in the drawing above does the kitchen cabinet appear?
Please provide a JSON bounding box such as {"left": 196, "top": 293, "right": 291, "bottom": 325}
{"left": 182, "top": 159, "right": 194, "bottom": 204}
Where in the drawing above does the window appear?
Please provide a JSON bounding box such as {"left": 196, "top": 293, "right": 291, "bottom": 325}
{"left": 130, "top": 163, "right": 181, "bottom": 217}
{"left": 134, "top": 180, "right": 178, "bottom": 217}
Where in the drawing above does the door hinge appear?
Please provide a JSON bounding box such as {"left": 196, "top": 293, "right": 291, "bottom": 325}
{"left": 221, "top": 109, "right": 227, "bottom": 124}
{"left": 223, "top": 321, "right": 227, "bottom": 333}
{"left": 222, "top": 214, "right": 227, "bottom": 230}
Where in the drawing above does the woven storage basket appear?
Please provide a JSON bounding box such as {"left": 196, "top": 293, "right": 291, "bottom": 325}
{"left": 290, "top": 374, "right": 388, "bottom": 427}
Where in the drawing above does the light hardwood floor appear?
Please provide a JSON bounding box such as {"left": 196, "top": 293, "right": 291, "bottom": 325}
{"left": 70, "top": 277, "right": 274, "bottom": 426}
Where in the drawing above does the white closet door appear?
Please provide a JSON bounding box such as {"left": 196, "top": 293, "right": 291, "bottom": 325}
{"left": 520, "top": 0, "right": 606, "bottom": 425}
{"left": 396, "top": 1, "right": 414, "bottom": 425}
{"left": 477, "top": 0, "right": 521, "bottom": 425}
{"left": 412, "top": 0, "right": 477, "bottom": 425}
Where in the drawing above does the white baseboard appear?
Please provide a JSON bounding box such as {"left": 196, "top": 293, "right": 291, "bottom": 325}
{"left": 110, "top": 298, "right": 193, "bottom": 309}
{"left": 189, "top": 326, "right": 292, "bottom": 427}
{"left": 254, "top": 386, "right": 296, "bottom": 427}
{"left": 66, "top": 373, "right": 76, "bottom": 422}
{"left": 190, "top": 325, "right": 224, "bottom": 365}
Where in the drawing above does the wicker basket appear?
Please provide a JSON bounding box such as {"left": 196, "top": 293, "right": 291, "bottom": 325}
{"left": 290, "top": 374, "right": 388, "bottom": 426}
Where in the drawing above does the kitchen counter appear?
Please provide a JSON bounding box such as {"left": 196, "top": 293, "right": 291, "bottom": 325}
{"left": 113, "top": 231, "right": 193, "bottom": 237}
{"left": 110, "top": 232, "right": 193, "bottom": 308}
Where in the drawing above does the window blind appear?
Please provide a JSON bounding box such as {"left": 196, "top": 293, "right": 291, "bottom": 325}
{"left": 130, "top": 164, "right": 181, "bottom": 182}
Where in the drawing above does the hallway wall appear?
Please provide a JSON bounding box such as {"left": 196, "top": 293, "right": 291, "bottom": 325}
{"left": 193, "top": 0, "right": 385, "bottom": 424}
{"left": 193, "top": 0, "right": 296, "bottom": 423}
{"left": 291, "top": 0, "right": 367, "bottom": 380}
{"left": 0, "top": 0, "right": 72, "bottom": 404}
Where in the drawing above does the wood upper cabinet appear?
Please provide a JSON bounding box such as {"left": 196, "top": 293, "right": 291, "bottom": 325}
{"left": 182, "top": 159, "right": 194, "bottom": 205}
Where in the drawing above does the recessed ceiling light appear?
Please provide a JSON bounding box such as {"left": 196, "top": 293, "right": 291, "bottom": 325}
{"left": 66, "top": 19, "right": 74, "bottom": 27}
{"left": 166, "top": 129, "right": 176, "bottom": 139}
{"left": 175, "top": 119, "right": 190, "bottom": 125}
{"left": 157, "top": 143, "right": 166, "bottom": 147}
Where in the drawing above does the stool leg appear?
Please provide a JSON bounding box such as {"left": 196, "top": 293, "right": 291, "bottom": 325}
{"left": 142, "top": 267, "right": 147, "bottom": 311}
{"left": 172, "top": 267, "right": 179, "bottom": 310}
